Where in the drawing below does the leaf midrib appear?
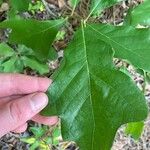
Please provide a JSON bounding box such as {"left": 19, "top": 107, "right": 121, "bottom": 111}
{"left": 81, "top": 24, "right": 95, "bottom": 150}
{"left": 19, "top": 20, "right": 63, "bottom": 40}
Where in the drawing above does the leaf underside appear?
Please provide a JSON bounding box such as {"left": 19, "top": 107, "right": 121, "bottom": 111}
{"left": 43, "top": 24, "right": 148, "bottom": 150}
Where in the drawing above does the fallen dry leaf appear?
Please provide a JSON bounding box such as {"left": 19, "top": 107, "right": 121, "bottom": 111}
{"left": 58, "top": 0, "right": 65, "bottom": 8}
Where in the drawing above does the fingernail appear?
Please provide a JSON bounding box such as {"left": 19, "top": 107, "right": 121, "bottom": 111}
{"left": 30, "top": 93, "right": 48, "bottom": 111}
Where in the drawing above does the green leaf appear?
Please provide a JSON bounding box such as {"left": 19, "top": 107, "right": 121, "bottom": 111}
{"left": 28, "top": 0, "right": 45, "bottom": 14}
{"left": 70, "top": 0, "right": 80, "bottom": 7}
{"left": 30, "top": 141, "right": 40, "bottom": 150}
{"left": 146, "top": 72, "right": 150, "bottom": 83}
{"left": 90, "top": 0, "right": 124, "bottom": 15}
{"left": 56, "top": 30, "right": 66, "bottom": 41}
{"left": 53, "top": 138, "right": 59, "bottom": 146}
{"left": 44, "top": 137, "right": 52, "bottom": 145}
{"left": 10, "top": 0, "right": 30, "bottom": 12}
{"left": 21, "top": 138, "right": 36, "bottom": 144}
{"left": 0, "top": 0, "right": 3, "bottom": 5}
{"left": 53, "top": 127, "right": 61, "bottom": 138}
{"left": 87, "top": 24, "right": 150, "bottom": 72}
{"left": 0, "top": 43, "right": 14, "bottom": 57}
{"left": 125, "top": 121, "right": 144, "bottom": 140}
{"left": 1, "top": 56, "right": 23, "bottom": 73}
{"left": 15, "top": 58, "right": 24, "bottom": 72}
{"left": 130, "top": 0, "right": 150, "bottom": 26}
{"left": 22, "top": 56, "right": 49, "bottom": 75}
{"left": 0, "top": 18, "right": 64, "bottom": 60}
{"left": 17, "top": 45, "right": 34, "bottom": 56}
{"left": 29, "top": 127, "right": 46, "bottom": 138}
{"left": 43, "top": 24, "right": 148, "bottom": 150}
{"left": 39, "top": 142, "right": 50, "bottom": 150}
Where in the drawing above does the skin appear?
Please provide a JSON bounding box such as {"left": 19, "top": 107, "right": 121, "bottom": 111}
{"left": 0, "top": 73, "right": 58, "bottom": 137}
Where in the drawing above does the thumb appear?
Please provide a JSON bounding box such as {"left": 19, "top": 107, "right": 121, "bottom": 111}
{"left": 0, "top": 93, "right": 48, "bottom": 137}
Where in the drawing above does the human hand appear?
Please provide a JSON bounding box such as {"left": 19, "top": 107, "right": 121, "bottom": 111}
{"left": 0, "top": 74, "right": 58, "bottom": 137}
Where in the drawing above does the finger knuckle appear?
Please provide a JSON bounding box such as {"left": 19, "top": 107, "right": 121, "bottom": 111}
{"left": 9, "top": 101, "right": 23, "bottom": 122}
{"left": 10, "top": 74, "right": 22, "bottom": 94}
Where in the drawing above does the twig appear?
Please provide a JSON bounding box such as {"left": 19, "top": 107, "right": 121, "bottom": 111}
{"left": 42, "top": 0, "right": 57, "bottom": 18}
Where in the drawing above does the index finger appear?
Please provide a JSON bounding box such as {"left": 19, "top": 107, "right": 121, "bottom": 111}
{"left": 0, "top": 73, "right": 51, "bottom": 97}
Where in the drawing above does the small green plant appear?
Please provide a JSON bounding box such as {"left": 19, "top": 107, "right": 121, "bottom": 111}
{"left": 56, "top": 30, "right": 66, "bottom": 41}
{"left": 21, "top": 125, "right": 61, "bottom": 150}
{"left": 0, "top": 0, "right": 150, "bottom": 150}
{"left": 0, "top": 43, "right": 49, "bottom": 74}
{"left": 28, "top": 1, "right": 45, "bottom": 14}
